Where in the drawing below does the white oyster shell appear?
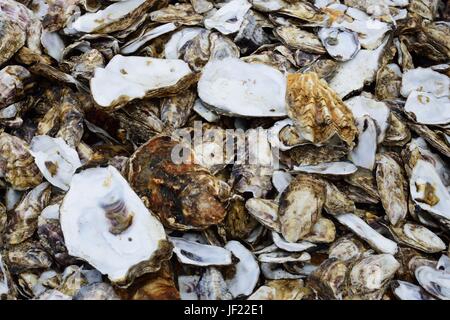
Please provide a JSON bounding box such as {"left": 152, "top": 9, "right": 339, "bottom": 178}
{"left": 410, "top": 160, "right": 450, "bottom": 221}
{"left": 330, "top": 40, "right": 387, "bottom": 98}
{"left": 204, "top": 0, "right": 251, "bottom": 35}
{"left": 349, "top": 116, "right": 377, "bottom": 170}
{"left": 292, "top": 162, "right": 358, "bottom": 176}
{"left": 72, "top": 0, "right": 146, "bottom": 33}
{"left": 404, "top": 91, "right": 450, "bottom": 125}
{"left": 401, "top": 68, "right": 450, "bottom": 98}
{"left": 392, "top": 280, "right": 435, "bottom": 300}
{"left": 198, "top": 58, "right": 287, "bottom": 117}
{"left": 336, "top": 213, "right": 398, "bottom": 255}
{"left": 318, "top": 27, "right": 360, "bottom": 61}
{"left": 90, "top": 55, "right": 193, "bottom": 108}
{"left": 224, "top": 241, "right": 260, "bottom": 298}
{"left": 345, "top": 95, "right": 390, "bottom": 142}
{"left": 272, "top": 232, "right": 316, "bottom": 252}
{"left": 30, "top": 136, "right": 82, "bottom": 191}
{"left": 60, "top": 166, "right": 169, "bottom": 285}
{"left": 415, "top": 266, "right": 450, "bottom": 300}
{"left": 170, "top": 237, "right": 232, "bottom": 266}
{"left": 164, "top": 27, "right": 204, "bottom": 59}
{"left": 332, "top": 17, "right": 390, "bottom": 50}
{"left": 121, "top": 23, "right": 177, "bottom": 54}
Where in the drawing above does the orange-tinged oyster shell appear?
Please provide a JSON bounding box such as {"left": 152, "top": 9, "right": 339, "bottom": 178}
{"left": 286, "top": 72, "right": 357, "bottom": 147}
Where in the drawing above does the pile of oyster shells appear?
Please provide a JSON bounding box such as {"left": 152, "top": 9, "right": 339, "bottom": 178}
{"left": 0, "top": 0, "right": 449, "bottom": 300}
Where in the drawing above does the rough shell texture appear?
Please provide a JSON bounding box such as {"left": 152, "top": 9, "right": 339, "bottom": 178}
{"left": 128, "top": 135, "right": 230, "bottom": 230}
{"left": 286, "top": 72, "right": 357, "bottom": 147}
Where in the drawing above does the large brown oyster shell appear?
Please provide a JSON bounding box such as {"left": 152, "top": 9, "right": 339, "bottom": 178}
{"left": 128, "top": 135, "right": 230, "bottom": 230}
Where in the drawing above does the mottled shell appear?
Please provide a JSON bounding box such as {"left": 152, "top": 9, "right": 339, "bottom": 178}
{"left": 0, "top": 132, "right": 43, "bottom": 190}
{"left": 279, "top": 174, "right": 325, "bottom": 242}
{"left": 375, "top": 153, "right": 408, "bottom": 226}
{"left": 307, "top": 258, "right": 348, "bottom": 300}
{"left": 128, "top": 135, "right": 230, "bottom": 230}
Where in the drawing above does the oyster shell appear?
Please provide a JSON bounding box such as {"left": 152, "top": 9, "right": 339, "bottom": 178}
{"left": 375, "top": 153, "right": 408, "bottom": 226}
{"left": 29, "top": 136, "right": 81, "bottom": 191}
{"left": 198, "top": 57, "right": 287, "bottom": 117}
{"left": 0, "top": 132, "right": 43, "bottom": 190}
{"left": 275, "top": 26, "right": 326, "bottom": 54}
{"left": 60, "top": 166, "right": 172, "bottom": 286}
{"left": 410, "top": 160, "right": 450, "bottom": 222}
{"left": 349, "top": 116, "right": 377, "bottom": 170}
{"left": 224, "top": 240, "right": 260, "bottom": 297}
{"left": 336, "top": 213, "right": 398, "bottom": 255}
{"left": 348, "top": 254, "right": 400, "bottom": 299}
{"left": 329, "top": 39, "right": 387, "bottom": 98}
{"left": 91, "top": 55, "right": 196, "bottom": 109}
{"left": 72, "top": 0, "right": 156, "bottom": 34}
{"left": 391, "top": 280, "right": 435, "bottom": 300}
{"left": 388, "top": 223, "right": 446, "bottom": 254}
{"left": 170, "top": 237, "right": 232, "bottom": 266}
{"left": 279, "top": 174, "right": 325, "bottom": 242}
{"left": 415, "top": 265, "right": 450, "bottom": 300}
{"left": 128, "top": 135, "right": 230, "bottom": 230}
{"left": 248, "top": 279, "right": 308, "bottom": 300}
{"left": 286, "top": 72, "right": 357, "bottom": 147}
{"left": 204, "top": 0, "right": 251, "bottom": 35}
{"left": 5, "top": 182, "right": 50, "bottom": 245}
{"left": 318, "top": 27, "right": 360, "bottom": 61}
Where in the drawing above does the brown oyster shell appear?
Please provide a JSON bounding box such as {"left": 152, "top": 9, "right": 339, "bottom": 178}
{"left": 286, "top": 72, "right": 357, "bottom": 147}
{"left": 128, "top": 135, "right": 230, "bottom": 230}
{"left": 375, "top": 153, "right": 408, "bottom": 226}
{"left": 307, "top": 258, "right": 348, "bottom": 300}
{"left": 0, "top": 132, "right": 43, "bottom": 190}
{"left": 150, "top": 4, "right": 203, "bottom": 26}
{"left": 5, "top": 182, "right": 51, "bottom": 245}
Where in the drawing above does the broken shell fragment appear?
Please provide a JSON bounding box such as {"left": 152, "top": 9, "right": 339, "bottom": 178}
{"left": 204, "top": 0, "right": 251, "bottom": 35}
{"left": 170, "top": 237, "right": 232, "bottom": 266}
{"left": 336, "top": 213, "right": 398, "bottom": 255}
{"left": 318, "top": 27, "right": 360, "bottom": 61}
{"left": 29, "top": 136, "right": 82, "bottom": 191}
{"left": 60, "top": 166, "right": 172, "bottom": 286}
{"left": 224, "top": 241, "right": 260, "bottom": 298}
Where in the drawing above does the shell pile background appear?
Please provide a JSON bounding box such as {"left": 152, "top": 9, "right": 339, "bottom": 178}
{"left": 0, "top": 0, "right": 450, "bottom": 300}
